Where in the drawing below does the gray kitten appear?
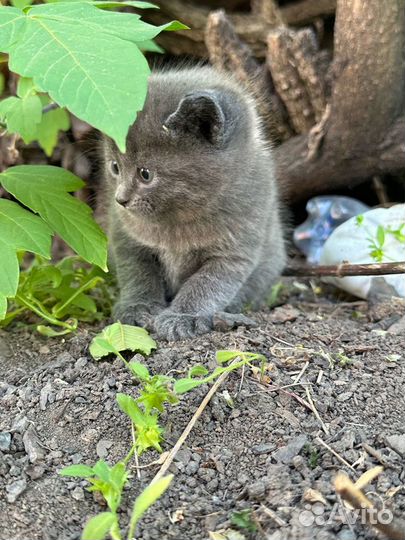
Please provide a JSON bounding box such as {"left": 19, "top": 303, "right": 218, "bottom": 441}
{"left": 102, "top": 66, "right": 286, "bottom": 340}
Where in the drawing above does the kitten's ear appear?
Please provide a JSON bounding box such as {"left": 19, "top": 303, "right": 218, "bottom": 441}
{"left": 164, "top": 90, "right": 236, "bottom": 147}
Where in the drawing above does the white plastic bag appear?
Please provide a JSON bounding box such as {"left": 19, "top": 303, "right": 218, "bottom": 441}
{"left": 320, "top": 204, "right": 405, "bottom": 299}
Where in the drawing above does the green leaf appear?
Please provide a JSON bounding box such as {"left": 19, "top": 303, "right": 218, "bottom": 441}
{"left": 0, "top": 199, "right": 52, "bottom": 315}
{"left": 35, "top": 104, "right": 70, "bottom": 157}
{"left": 377, "top": 225, "right": 385, "bottom": 247}
{"left": 173, "top": 378, "right": 203, "bottom": 394}
{"left": 16, "top": 76, "right": 37, "bottom": 98}
{"left": 0, "top": 93, "right": 42, "bottom": 143}
{"left": 128, "top": 360, "right": 150, "bottom": 380}
{"left": 0, "top": 239, "right": 19, "bottom": 299}
{"left": 92, "top": 460, "right": 111, "bottom": 483}
{"left": 11, "top": 0, "right": 34, "bottom": 8}
{"left": 110, "top": 462, "right": 128, "bottom": 492}
{"left": 116, "top": 392, "right": 145, "bottom": 425}
{"left": 216, "top": 350, "right": 241, "bottom": 364}
{"left": 5, "top": 2, "right": 150, "bottom": 151}
{"left": 0, "top": 294, "right": 7, "bottom": 320}
{"left": 59, "top": 464, "right": 94, "bottom": 477}
{"left": 188, "top": 364, "right": 209, "bottom": 378}
{"left": 0, "top": 198, "right": 52, "bottom": 257}
{"left": 82, "top": 512, "right": 116, "bottom": 540}
{"left": 89, "top": 322, "right": 156, "bottom": 360}
{"left": 128, "top": 476, "right": 173, "bottom": 536}
{"left": 0, "top": 7, "right": 27, "bottom": 53}
{"left": 138, "top": 39, "right": 164, "bottom": 53}
{"left": 1, "top": 3, "right": 187, "bottom": 150}
{"left": 0, "top": 165, "right": 107, "bottom": 270}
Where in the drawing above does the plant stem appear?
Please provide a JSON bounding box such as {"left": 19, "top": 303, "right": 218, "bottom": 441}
{"left": 52, "top": 276, "right": 102, "bottom": 318}
{"left": 15, "top": 294, "right": 75, "bottom": 330}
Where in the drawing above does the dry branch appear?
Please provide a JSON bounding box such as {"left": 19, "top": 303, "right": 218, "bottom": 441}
{"left": 251, "top": 0, "right": 284, "bottom": 26}
{"left": 335, "top": 472, "right": 405, "bottom": 540}
{"left": 283, "top": 261, "right": 405, "bottom": 278}
{"left": 267, "top": 26, "right": 326, "bottom": 133}
{"left": 282, "top": 0, "right": 336, "bottom": 25}
{"left": 145, "top": 0, "right": 337, "bottom": 58}
{"left": 277, "top": 0, "right": 405, "bottom": 202}
{"left": 205, "top": 9, "right": 293, "bottom": 142}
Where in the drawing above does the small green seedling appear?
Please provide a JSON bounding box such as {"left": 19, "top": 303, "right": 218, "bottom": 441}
{"left": 230, "top": 509, "right": 257, "bottom": 533}
{"left": 60, "top": 459, "right": 173, "bottom": 540}
{"left": 174, "top": 350, "right": 266, "bottom": 394}
{"left": 303, "top": 444, "right": 319, "bottom": 469}
{"left": 1, "top": 255, "right": 112, "bottom": 335}
{"left": 90, "top": 322, "right": 157, "bottom": 360}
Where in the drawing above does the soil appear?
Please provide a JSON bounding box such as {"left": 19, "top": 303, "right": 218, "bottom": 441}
{"left": 1, "top": 281, "right": 405, "bottom": 540}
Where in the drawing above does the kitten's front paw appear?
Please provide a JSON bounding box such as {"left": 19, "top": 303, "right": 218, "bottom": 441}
{"left": 113, "top": 302, "right": 163, "bottom": 329}
{"left": 153, "top": 310, "right": 212, "bottom": 341}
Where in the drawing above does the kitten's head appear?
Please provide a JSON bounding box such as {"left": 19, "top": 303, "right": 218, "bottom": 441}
{"left": 104, "top": 71, "right": 256, "bottom": 223}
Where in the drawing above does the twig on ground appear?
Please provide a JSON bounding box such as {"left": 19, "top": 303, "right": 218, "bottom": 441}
{"left": 361, "top": 443, "right": 389, "bottom": 467}
{"left": 335, "top": 472, "right": 405, "bottom": 540}
{"left": 283, "top": 261, "right": 405, "bottom": 277}
{"left": 260, "top": 505, "right": 288, "bottom": 527}
{"left": 316, "top": 436, "right": 356, "bottom": 472}
{"left": 151, "top": 362, "right": 234, "bottom": 484}
{"left": 294, "top": 361, "right": 309, "bottom": 383}
{"left": 305, "top": 387, "right": 329, "bottom": 435}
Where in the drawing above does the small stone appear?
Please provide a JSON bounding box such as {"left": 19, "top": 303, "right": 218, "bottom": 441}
{"left": 0, "top": 432, "right": 11, "bottom": 451}
{"left": 9, "top": 465, "right": 22, "bottom": 477}
{"left": 96, "top": 439, "right": 113, "bottom": 458}
{"left": 247, "top": 479, "right": 267, "bottom": 500}
{"left": 75, "top": 357, "right": 88, "bottom": 369}
{"left": 40, "top": 383, "right": 52, "bottom": 410}
{"left": 268, "top": 305, "right": 300, "bottom": 324}
{"left": 185, "top": 461, "right": 199, "bottom": 475}
{"left": 337, "top": 392, "right": 353, "bottom": 402}
{"left": 6, "top": 478, "right": 27, "bottom": 503}
{"left": 26, "top": 464, "right": 46, "bottom": 480}
{"left": 10, "top": 416, "right": 29, "bottom": 434}
{"left": 39, "top": 345, "right": 50, "bottom": 355}
{"left": 252, "top": 442, "right": 276, "bottom": 455}
{"left": 81, "top": 428, "right": 99, "bottom": 444}
{"left": 174, "top": 449, "right": 192, "bottom": 466}
{"left": 273, "top": 434, "right": 307, "bottom": 465}
{"left": 386, "top": 434, "right": 405, "bottom": 458}
{"left": 71, "top": 487, "right": 85, "bottom": 501}
{"left": 23, "top": 426, "right": 46, "bottom": 463}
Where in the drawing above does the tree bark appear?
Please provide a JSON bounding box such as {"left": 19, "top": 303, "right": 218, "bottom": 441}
{"left": 145, "top": 0, "right": 337, "bottom": 58}
{"left": 277, "top": 0, "right": 405, "bottom": 202}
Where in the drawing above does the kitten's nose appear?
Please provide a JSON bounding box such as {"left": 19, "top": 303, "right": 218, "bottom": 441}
{"left": 115, "top": 185, "right": 131, "bottom": 207}
{"left": 115, "top": 193, "right": 130, "bottom": 207}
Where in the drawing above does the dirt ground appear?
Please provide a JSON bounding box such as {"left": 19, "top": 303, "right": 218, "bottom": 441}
{"left": 0, "top": 281, "right": 404, "bottom": 540}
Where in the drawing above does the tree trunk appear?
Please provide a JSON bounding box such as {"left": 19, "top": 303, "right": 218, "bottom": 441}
{"left": 278, "top": 0, "right": 405, "bottom": 202}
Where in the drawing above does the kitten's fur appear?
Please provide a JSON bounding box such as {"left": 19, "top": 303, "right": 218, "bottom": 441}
{"left": 102, "top": 66, "right": 286, "bottom": 340}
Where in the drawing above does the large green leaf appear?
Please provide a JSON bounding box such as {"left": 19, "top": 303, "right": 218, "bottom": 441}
{"left": 0, "top": 166, "right": 107, "bottom": 270}
{"left": 0, "top": 239, "right": 19, "bottom": 300}
{"left": 0, "top": 3, "right": 186, "bottom": 151}
{"left": 0, "top": 7, "right": 26, "bottom": 52}
{"left": 0, "top": 199, "right": 52, "bottom": 319}
{"left": 89, "top": 322, "right": 156, "bottom": 359}
{"left": 0, "top": 198, "right": 52, "bottom": 256}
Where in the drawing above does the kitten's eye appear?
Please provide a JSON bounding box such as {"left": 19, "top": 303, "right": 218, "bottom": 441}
{"left": 137, "top": 167, "right": 154, "bottom": 184}
{"left": 110, "top": 160, "right": 120, "bottom": 175}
